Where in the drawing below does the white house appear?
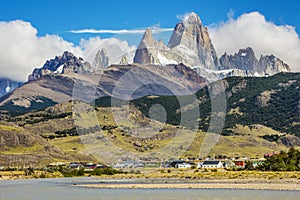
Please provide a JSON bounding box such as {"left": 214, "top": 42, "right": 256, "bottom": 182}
{"left": 200, "top": 161, "right": 223, "bottom": 169}
{"left": 175, "top": 163, "right": 191, "bottom": 169}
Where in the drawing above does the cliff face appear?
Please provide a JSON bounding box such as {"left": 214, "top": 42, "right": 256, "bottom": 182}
{"left": 255, "top": 55, "right": 291, "bottom": 76}
{"left": 167, "top": 12, "right": 219, "bottom": 69}
{"left": 93, "top": 49, "right": 110, "bottom": 70}
{"left": 133, "top": 28, "right": 165, "bottom": 65}
{"left": 133, "top": 12, "right": 219, "bottom": 69}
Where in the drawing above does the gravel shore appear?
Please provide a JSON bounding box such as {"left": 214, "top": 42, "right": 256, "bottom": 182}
{"left": 77, "top": 178, "right": 300, "bottom": 191}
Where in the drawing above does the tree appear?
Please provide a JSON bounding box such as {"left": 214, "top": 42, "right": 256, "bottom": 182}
{"left": 258, "top": 148, "right": 300, "bottom": 171}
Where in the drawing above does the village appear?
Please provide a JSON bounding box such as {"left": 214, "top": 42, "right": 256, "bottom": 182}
{"left": 41, "top": 153, "right": 271, "bottom": 172}
{"left": 0, "top": 153, "right": 274, "bottom": 172}
{"left": 2, "top": 149, "right": 300, "bottom": 181}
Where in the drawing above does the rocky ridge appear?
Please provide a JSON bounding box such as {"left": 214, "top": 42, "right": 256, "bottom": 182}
{"left": 219, "top": 47, "right": 291, "bottom": 77}
{"left": 28, "top": 51, "right": 93, "bottom": 81}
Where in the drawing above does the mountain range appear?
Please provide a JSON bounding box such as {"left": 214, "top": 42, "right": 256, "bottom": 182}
{"left": 0, "top": 12, "right": 291, "bottom": 98}
{"left": 0, "top": 12, "right": 298, "bottom": 165}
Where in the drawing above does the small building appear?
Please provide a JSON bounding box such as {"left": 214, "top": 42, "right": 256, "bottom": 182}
{"left": 200, "top": 161, "right": 223, "bottom": 169}
{"left": 175, "top": 163, "right": 191, "bottom": 169}
{"left": 84, "top": 163, "right": 97, "bottom": 171}
{"left": 234, "top": 160, "right": 245, "bottom": 168}
{"left": 69, "top": 162, "right": 84, "bottom": 169}
{"left": 164, "top": 160, "right": 185, "bottom": 168}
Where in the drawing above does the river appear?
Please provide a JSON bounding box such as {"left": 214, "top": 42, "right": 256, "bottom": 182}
{"left": 0, "top": 178, "right": 299, "bottom": 200}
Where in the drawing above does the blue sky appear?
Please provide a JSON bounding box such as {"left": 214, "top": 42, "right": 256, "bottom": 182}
{"left": 1, "top": 0, "right": 299, "bottom": 44}
{"left": 1, "top": 0, "right": 300, "bottom": 81}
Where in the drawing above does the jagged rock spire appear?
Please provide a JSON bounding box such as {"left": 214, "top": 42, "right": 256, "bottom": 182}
{"left": 93, "top": 48, "right": 110, "bottom": 70}
{"left": 133, "top": 12, "right": 219, "bottom": 69}
{"left": 168, "top": 12, "right": 219, "bottom": 69}
{"left": 133, "top": 28, "right": 162, "bottom": 65}
{"left": 119, "top": 55, "right": 129, "bottom": 65}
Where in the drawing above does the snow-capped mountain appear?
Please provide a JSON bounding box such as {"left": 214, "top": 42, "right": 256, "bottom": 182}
{"left": 133, "top": 12, "right": 219, "bottom": 69}
{"left": 27, "top": 12, "right": 290, "bottom": 84}
{"left": 167, "top": 12, "right": 219, "bottom": 69}
{"left": 192, "top": 66, "right": 245, "bottom": 82}
{"left": 0, "top": 78, "right": 22, "bottom": 97}
{"left": 133, "top": 12, "right": 290, "bottom": 80}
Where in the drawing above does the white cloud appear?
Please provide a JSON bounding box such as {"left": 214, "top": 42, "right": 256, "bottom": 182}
{"left": 0, "top": 20, "right": 137, "bottom": 82}
{"left": 209, "top": 12, "right": 300, "bottom": 71}
{"left": 80, "top": 37, "right": 136, "bottom": 64}
{"left": 0, "top": 20, "right": 82, "bottom": 82}
{"left": 70, "top": 27, "right": 173, "bottom": 34}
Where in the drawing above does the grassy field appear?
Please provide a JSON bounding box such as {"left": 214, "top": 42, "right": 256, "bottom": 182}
{"left": 0, "top": 124, "right": 22, "bottom": 132}
{"left": 1, "top": 168, "right": 300, "bottom": 181}
{"left": 1, "top": 144, "right": 44, "bottom": 155}
{"left": 95, "top": 168, "right": 300, "bottom": 180}
{"left": 48, "top": 136, "right": 97, "bottom": 162}
{"left": 0, "top": 102, "right": 294, "bottom": 166}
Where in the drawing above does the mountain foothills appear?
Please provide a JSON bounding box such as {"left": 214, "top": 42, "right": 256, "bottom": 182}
{"left": 0, "top": 12, "right": 299, "bottom": 165}
{"left": 0, "top": 73, "right": 299, "bottom": 165}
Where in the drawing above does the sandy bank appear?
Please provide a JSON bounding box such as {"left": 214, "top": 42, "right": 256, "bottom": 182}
{"left": 77, "top": 179, "right": 300, "bottom": 191}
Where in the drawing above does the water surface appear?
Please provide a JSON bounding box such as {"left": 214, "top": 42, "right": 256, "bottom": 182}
{"left": 0, "top": 178, "right": 299, "bottom": 200}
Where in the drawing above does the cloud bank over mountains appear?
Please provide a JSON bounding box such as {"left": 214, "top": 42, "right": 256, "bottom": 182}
{"left": 0, "top": 12, "right": 300, "bottom": 82}
{"left": 209, "top": 12, "right": 300, "bottom": 72}
{"left": 0, "top": 20, "right": 135, "bottom": 82}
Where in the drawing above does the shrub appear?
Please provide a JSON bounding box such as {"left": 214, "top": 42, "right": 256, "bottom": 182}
{"left": 90, "top": 168, "right": 122, "bottom": 176}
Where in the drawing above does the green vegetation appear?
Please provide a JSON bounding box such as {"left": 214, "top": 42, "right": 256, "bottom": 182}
{"left": 21, "top": 112, "right": 71, "bottom": 125}
{"left": 258, "top": 148, "right": 300, "bottom": 171}
{"left": 55, "top": 166, "right": 123, "bottom": 177}
{"left": 225, "top": 74, "right": 300, "bottom": 136}
{"left": 0, "top": 96, "right": 56, "bottom": 116}
{"left": 89, "top": 168, "right": 123, "bottom": 176}
{"left": 0, "top": 124, "right": 22, "bottom": 132}
{"left": 131, "top": 73, "right": 300, "bottom": 137}
{"left": 59, "top": 167, "right": 85, "bottom": 177}
{"left": 1, "top": 143, "right": 44, "bottom": 155}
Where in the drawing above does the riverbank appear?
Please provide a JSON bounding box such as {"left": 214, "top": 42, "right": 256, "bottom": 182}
{"left": 77, "top": 178, "right": 300, "bottom": 191}
{"left": 77, "top": 169, "right": 300, "bottom": 191}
